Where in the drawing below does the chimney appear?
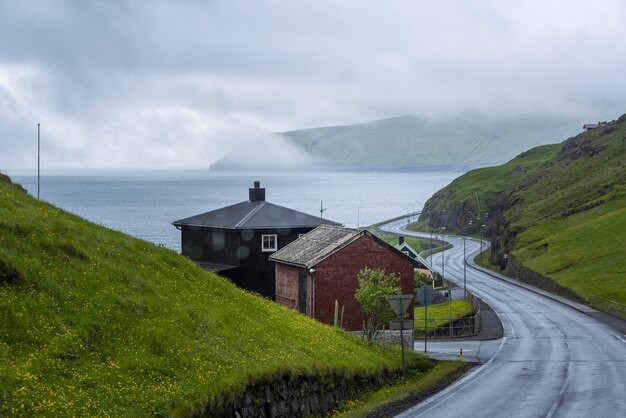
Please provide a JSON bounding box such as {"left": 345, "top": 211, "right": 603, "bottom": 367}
{"left": 398, "top": 236, "right": 405, "bottom": 245}
{"left": 249, "top": 180, "right": 266, "bottom": 201}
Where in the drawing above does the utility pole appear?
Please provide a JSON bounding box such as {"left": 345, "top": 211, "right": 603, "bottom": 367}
{"left": 480, "top": 224, "right": 486, "bottom": 264}
{"left": 449, "top": 284, "right": 453, "bottom": 338}
{"left": 37, "top": 123, "right": 40, "bottom": 199}
{"left": 441, "top": 240, "right": 445, "bottom": 285}
{"left": 430, "top": 231, "right": 433, "bottom": 258}
{"left": 441, "top": 240, "right": 453, "bottom": 338}
{"left": 463, "top": 238, "right": 467, "bottom": 299}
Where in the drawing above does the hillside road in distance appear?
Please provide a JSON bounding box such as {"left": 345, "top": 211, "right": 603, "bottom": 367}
{"left": 380, "top": 218, "right": 626, "bottom": 418}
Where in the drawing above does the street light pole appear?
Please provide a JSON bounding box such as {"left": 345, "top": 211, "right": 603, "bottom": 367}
{"left": 463, "top": 237, "right": 467, "bottom": 300}
{"left": 480, "top": 224, "right": 486, "bottom": 264}
{"left": 441, "top": 236, "right": 446, "bottom": 282}
{"left": 430, "top": 231, "right": 433, "bottom": 258}
{"left": 440, "top": 227, "right": 446, "bottom": 286}
{"left": 442, "top": 239, "right": 453, "bottom": 338}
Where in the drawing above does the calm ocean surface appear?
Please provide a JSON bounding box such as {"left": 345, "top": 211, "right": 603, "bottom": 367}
{"left": 9, "top": 170, "right": 459, "bottom": 252}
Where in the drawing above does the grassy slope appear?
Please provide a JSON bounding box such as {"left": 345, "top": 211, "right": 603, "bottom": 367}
{"left": 410, "top": 143, "right": 561, "bottom": 232}
{"left": 503, "top": 119, "right": 625, "bottom": 303}
{"left": 414, "top": 300, "right": 473, "bottom": 331}
{"left": 412, "top": 116, "right": 626, "bottom": 304}
{"left": 0, "top": 175, "right": 429, "bottom": 416}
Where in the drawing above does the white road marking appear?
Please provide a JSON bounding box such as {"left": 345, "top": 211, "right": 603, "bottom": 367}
{"left": 546, "top": 342, "right": 571, "bottom": 418}
{"left": 396, "top": 337, "right": 507, "bottom": 417}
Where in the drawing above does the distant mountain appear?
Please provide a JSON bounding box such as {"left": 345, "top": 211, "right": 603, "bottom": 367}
{"left": 277, "top": 114, "right": 583, "bottom": 171}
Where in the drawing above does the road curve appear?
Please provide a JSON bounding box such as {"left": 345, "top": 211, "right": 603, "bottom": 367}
{"left": 380, "top": 218, "right": 626, "bottom": 418}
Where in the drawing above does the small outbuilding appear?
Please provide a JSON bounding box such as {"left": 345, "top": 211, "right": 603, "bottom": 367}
{"left": 395, "top": 236, "right": 433, "bottom": 278}
{"left": 173, "top": 181, "right": 341, "bottom": 299}
{"left": 269, "top": 225, "right": 425, "bottom": 330}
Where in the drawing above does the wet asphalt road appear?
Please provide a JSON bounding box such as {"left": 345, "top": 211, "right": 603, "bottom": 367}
{"left": 380, "top": 219, "right": 626, "bottom": 418}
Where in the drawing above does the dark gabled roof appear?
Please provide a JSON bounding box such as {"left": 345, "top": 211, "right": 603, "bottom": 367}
{"left": 395, "top": 242, "right": 432, "bottom": 271}
{"left": 269, "top": 224, "right": 425, "bottom": 269}
{"left": 173, "top": 200, "right": 341, "bottom": 230}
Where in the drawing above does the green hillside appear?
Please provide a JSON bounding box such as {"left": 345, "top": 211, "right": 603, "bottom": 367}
{"left": 0, "top": 174, "right": 429, "bottom": 416}
{"left": 413, "top": 115, "right": 626, "bottom": 304}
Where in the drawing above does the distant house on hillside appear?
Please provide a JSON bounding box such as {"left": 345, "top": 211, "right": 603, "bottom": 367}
{"left": 395, "top": 236, "right": 433, "bottom": 278}
{"left": 583, "top": 123, "right": 600, "bottom": 131}
{"left": 270, "top": 225, "right": 424, "bottom": 330}
{"left": 172, "top": 181, "right": 341, "bottom": 299}
{"left": 396, "top": 236, "right": 419, "bottom": 259}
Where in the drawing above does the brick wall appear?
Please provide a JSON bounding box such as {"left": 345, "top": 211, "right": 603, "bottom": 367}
{"left": 313, "top": 235, "right": 414, "bottom": 331}
{"left": 274, "top": 235, "right": 415, "bottom": 331}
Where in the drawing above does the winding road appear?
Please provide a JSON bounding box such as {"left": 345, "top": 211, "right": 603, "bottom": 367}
{"left": 380, "top": 218, "right": 626, "bottom": 418}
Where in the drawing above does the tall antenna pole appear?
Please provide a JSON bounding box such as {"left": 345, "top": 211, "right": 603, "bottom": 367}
{"left": 37, "top": 123, "right": 40, "bottom": 199}
{"left": 320, "top": 200, "right": 327, "bottom": 222}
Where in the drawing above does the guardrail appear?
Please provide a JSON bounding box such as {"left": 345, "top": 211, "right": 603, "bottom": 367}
{"left": 588, "top": 295, "right": 626, "bottom": 321}
{"left": 414, "top": 293, "right": 481, "bottom": 339}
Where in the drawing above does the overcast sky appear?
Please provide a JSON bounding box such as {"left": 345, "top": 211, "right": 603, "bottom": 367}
{"left": 1, "top": 0, "right": 625, "bottom": 170}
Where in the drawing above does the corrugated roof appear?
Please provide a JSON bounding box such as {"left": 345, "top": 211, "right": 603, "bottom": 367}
{"left": 270, "top": 225, "right": 426, "bottom": 269}
{"left": 173, "top": 200, "right": 341, "bottom": 229}
{"left": 269, "top": 225, "right": 360, "bottom": 268}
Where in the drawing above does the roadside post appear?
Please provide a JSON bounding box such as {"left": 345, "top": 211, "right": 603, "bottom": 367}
{"left": 416, "top": 285, "right": 435, "bottom": 353}
{"left": 386, "top": 294, "right": 414, "bottom": 384}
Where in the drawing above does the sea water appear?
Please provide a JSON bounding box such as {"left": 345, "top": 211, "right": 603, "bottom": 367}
{"left": 9, "top": 170, "right": 459, "bottom": 252}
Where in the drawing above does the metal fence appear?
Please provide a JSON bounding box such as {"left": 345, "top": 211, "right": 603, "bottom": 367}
{"left": 588, "top": 295, "right": 626, "bottom": 321}
{"left": 414, "top": 293, "right": 482, "bottom": 339}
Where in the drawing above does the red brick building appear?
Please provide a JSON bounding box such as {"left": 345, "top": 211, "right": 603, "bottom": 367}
{"left": 269, "top": 225, "right": 424, "bottom": 331}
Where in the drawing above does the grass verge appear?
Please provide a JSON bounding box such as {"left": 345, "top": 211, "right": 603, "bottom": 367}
{"left": 331, "top": 360, "right": 471, "bottom": 417}
{"left": 414, "top": 299, "right": 473, "bottom": 331}
{"left": 473, "top": 249, "right": 503, "bottom": 273}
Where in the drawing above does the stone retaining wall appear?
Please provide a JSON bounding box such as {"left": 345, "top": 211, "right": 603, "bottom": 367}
{"left": 352, "top": 329, "right": 415, "bottom": 349}
{"left": 190, "top": 369, "right": 402, "bottom": 417}
{"left": 505, "top": 255, "right": 582, "bottom": 302}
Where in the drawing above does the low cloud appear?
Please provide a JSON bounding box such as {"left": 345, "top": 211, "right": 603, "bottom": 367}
{"left": 209, "top": 134, "right": 315, "bottom": 172}
{"left": 1, "top": 1, "right": 626, "bottom": 171}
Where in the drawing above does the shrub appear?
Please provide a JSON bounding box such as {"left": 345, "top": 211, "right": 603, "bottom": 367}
{"left": 355, "top": 267, "right": 401, "bottom": 343}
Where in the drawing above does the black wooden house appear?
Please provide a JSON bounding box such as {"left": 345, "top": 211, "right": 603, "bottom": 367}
{"left": 172, "top": 181, "right": 341, "bottom": 299}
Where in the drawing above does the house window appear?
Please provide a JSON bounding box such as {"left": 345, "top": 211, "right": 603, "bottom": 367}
{"left": 262, "top": 234, "right": 278, "bottom": 252}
